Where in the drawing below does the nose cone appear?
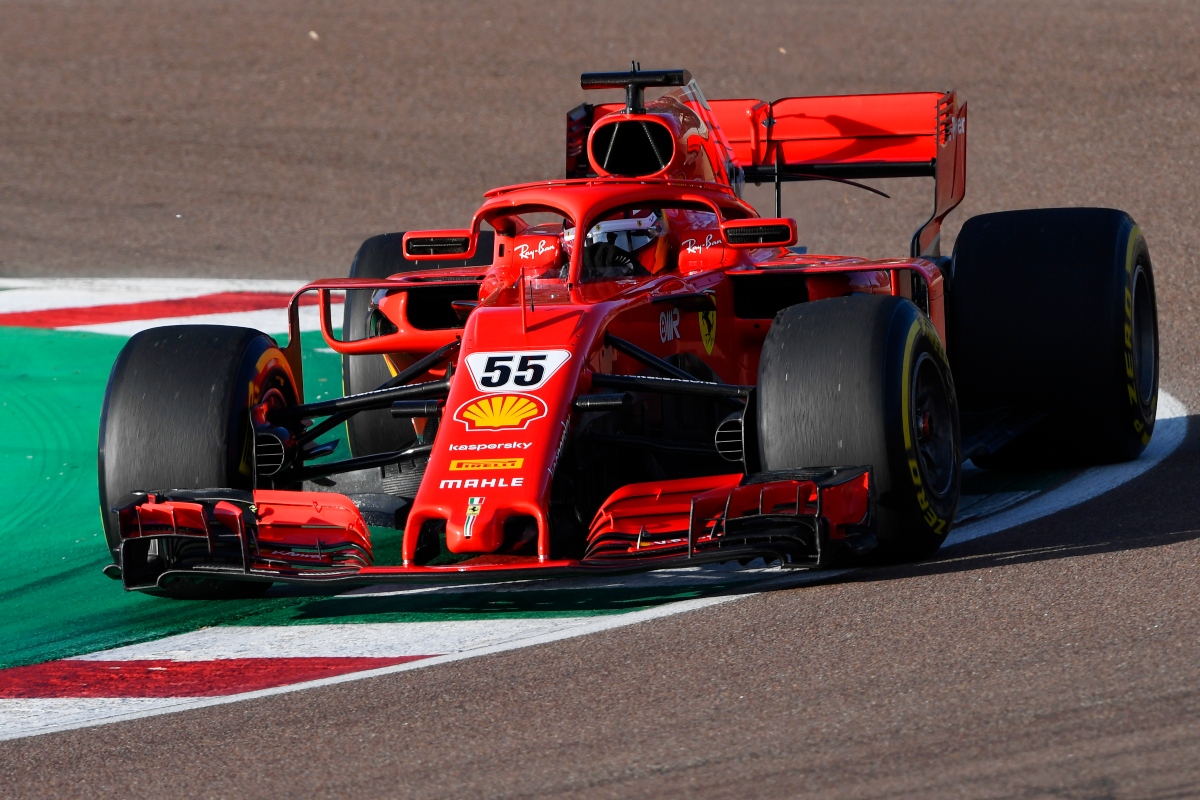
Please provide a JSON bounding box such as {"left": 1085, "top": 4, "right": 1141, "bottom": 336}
{"left": 402, "top": 306, "right": 592, "bottom": 563}
{"left": 441, "top": 471, "right": 534, "bottom": 553}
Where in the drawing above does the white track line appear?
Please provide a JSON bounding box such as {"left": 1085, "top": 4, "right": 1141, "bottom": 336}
{"left": 63, "top": 303, "right": 341, "bottom": 337}
{"left": 0, "top": 699, "right": 198, "bottom": 735}
{"left": 71, "top": 619, "right": 603, "bottom": 661}
{"left": 0, "top": 279, "right": 307, "bottom": 312}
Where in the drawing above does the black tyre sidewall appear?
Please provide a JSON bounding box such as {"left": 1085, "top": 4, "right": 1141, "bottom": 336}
{"left": 757, "top": 296, "right": 959, "bottom": 560}
{"left": 98, "top": 326, "right": 295, "bottom": 562}
{"left": 951, "top": 209, "right": 1158, "bottom": 465}
{"left": 879, "top": 306, "right": 960, "bottom": 556}
{"left": 1111, "top": 228, "right": 1158, "bottom": 457}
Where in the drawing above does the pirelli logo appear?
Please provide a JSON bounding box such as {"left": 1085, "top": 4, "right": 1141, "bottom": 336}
{"left": 448, "top": 458, "right": 524, "bottom": 472}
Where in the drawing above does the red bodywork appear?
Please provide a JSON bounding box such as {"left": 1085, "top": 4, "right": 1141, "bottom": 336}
{"left": 115, "top": 77, "right": 966, "bottom": 588}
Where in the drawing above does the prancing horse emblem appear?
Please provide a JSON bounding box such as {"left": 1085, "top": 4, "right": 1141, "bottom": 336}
{"left": 699, "top": 310, "right": 717, "bottom": 355}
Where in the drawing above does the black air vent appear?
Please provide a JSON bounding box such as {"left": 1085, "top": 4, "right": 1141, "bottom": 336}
{"left": 590, "top": 120, "right": 674, "bottom": 176}
{"left": 404, "top": 285, "right": 482, "bottom": 330}
{"left": 724, "top": 225, "right": 793, "bottom": 246}
{"left": 731, "top": 274, "right": 809, "bottom": 319}
{"left": 714, "top": 415, "right": 745, "bottom": 462}
{"left": 254, "top": 433, "right": 286, "bottom": 476}
{"left": 405, "top": 237, "right": 471, "bottom": 257}
{"left": 402, "top": 275, "right": 488, "bottom": 283}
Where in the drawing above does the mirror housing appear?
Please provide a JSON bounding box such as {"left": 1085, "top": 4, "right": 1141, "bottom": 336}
{"left": 402, "top": 229, "right": 478, "bottom": 260}
{"left": 720, "top": 218, "right": 798, "bottom": 249}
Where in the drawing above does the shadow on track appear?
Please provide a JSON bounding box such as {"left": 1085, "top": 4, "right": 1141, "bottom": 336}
{"left": 828, "top": 413, "right": 1200, "bottom": 589}
{"left": 277, "top": 585, "right": 717, "bottom": 623}
{"left": 250, "top": 415, "right": 1199, "bottom": 622}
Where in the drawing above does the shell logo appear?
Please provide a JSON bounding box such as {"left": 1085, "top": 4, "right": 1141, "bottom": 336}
{"left": 454, "top": 394, "right": 547, "bottom": 431}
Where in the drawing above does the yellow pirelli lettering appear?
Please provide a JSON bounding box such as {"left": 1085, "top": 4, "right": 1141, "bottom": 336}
{"left": 900, "top": 321, "right": 921, "bottom": 451}
{"left": 921, "top": 316, "right": 947, "bottom": 363}
{"left": 449, "top": 458, "right": 524, "bottom": 471}
{"left": 1126, "top": 225, "right": 1141, "bottom": 276}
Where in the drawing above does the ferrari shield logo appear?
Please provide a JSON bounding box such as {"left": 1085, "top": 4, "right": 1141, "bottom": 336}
{"left": 699, "top": 310, "right": 717, "bottom": 355}
{"left": 464, "top": 496, "right": 484, "bottom": 539}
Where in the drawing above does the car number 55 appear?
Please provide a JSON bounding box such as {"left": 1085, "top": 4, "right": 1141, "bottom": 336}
{"left": 464, "top": 350, "right": 572, "bottom": 392}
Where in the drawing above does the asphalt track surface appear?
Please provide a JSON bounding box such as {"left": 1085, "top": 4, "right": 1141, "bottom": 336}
{"left": 3, "top": 1, "right": 1200, "bottom": 797}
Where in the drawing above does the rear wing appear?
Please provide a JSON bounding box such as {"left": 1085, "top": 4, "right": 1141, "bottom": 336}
{"left": 565, "top": 87, "right": 966, "bottom": 257}
{"left": 707, "top": 91, "right": 967, "bottom": 257}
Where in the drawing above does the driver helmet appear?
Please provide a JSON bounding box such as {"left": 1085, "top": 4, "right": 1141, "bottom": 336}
{"left": 585, "top": 210, "right": 662, "bottom": 253}
{"left": 564, "top": 209, "right": 670, "bottom": 274}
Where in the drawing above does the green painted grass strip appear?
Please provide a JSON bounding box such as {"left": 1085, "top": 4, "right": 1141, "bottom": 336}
{"left": 0, "top": 327, "right": 714, "bottom": 668}
{"left": 0, "top": 328, "right": 347, "bottom": 668}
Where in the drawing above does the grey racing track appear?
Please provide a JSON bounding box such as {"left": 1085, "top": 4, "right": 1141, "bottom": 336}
{"left": 4, "top": 2, "right": 1200, "bottom": 797}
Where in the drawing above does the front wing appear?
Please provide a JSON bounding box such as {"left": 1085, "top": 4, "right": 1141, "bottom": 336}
{"left": 110, "top": 468, "right": 873, "bottom": 591}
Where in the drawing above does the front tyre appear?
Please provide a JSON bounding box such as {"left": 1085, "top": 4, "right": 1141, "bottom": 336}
{"left": 98, "top": 325, "right": 295, "bottom": 598}
{"left": 757, "top": 295, "right": 960, "bottom": 561}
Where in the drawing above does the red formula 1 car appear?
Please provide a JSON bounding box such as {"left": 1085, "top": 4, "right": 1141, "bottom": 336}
{"left": 98, "top": 68, "right": 1159, "bottom": 597}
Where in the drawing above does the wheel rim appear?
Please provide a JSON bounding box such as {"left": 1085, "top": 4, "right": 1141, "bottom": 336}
{"left": 1132, "top": 265, "right": 1156, "bottom": 407}
{"left": 911, "top": 352, "right": 955, "bottom": 499}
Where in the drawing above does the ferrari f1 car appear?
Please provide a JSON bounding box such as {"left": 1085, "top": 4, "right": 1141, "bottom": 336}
{"left": 98, "top": 68, "right": 1159, "bottom": 597}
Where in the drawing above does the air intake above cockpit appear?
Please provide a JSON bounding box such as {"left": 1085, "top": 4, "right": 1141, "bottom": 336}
{"left": 588, "top": 118, "right": 676, "bottom": 177}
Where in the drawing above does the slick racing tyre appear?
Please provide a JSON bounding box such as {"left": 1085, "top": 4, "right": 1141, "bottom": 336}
{"left": 98, "top": 326, "right": 297, "bottom": 598}
{"left": 757, "top": 295, "right": 961, "bottom": 561}
{"left": 342, "top": 230, "right": 494, "bottom": 457}
{"left": 948, "top": 208, "right": 1158, "bottom": 466}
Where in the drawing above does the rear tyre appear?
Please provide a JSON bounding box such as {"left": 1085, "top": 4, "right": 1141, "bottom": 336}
{"left": 342, "top": 230, "right": 494, "bottom": 457}
{"left": 757, "top": 295, "right": 960, "bottom": 561}
{"left": 98, "top": 325, "right": 296, "bottom": 598}
{"left": 343, "top": 233, "right": 417, "bottom": 458}
{"left": 949, "top": 208, "right": 1158, "bottom": 466}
